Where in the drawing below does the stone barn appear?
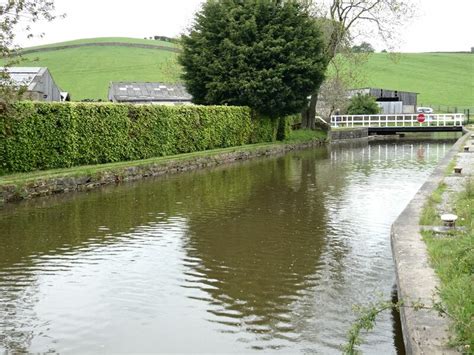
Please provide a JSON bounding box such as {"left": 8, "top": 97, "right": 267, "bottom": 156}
{"left": 348, "top": 87, "right": 418, "bottom": 114}
{"left": 1, "top": 67, "right": 62, "bottom": 102}
{"left": 108, "top": 82, "right": 192, "bottom": 105}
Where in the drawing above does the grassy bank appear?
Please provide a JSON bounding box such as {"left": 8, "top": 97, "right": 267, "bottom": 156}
{"left": 0, "top": 129, "right": 326, "bottom": 187}
{"left": 421, "top": 179, "right": 473, "bottom": 351}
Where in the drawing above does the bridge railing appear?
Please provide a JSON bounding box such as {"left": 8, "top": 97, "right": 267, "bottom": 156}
{"left": 330, "top": 114, "right": 466, "bottom": 128}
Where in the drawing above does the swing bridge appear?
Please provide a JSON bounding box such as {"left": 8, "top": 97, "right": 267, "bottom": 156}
{"left": 330, "top": 113, "right": 467, "bottom": 134}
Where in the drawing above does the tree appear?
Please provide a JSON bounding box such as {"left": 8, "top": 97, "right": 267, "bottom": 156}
{"left": 351, "top": 41, "right": 375, "bottom": 53}
{"left": 346, "top": 94, "right": 379, "bottom": 115}
{"left": 301, "top": 0, "right": 415, "bottom": 128}
{"left": 315, "top": 41, "right": 369, "bottom": 119}
{"left": 0, "top": 0, "right": 59, "bottom": 110}
{"left": 179, "top": 0, "right": 326, "bottom": 118}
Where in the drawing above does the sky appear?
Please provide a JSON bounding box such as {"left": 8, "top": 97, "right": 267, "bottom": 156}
{"left": 15, "top": 0, "right": 474, "bottom": 53}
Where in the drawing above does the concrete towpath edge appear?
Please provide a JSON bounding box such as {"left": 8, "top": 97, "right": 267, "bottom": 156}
{"left": 391, "top": 128, "right": 470, "bottom": 354}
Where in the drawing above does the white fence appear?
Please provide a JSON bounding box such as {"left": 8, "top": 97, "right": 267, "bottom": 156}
{"left": 331, "top": 114, "right": 466, "bottom": 128}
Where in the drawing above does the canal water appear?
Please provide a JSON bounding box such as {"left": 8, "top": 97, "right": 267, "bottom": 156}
{"left": 0, "top": 136, "right": 459, "bottom": 353}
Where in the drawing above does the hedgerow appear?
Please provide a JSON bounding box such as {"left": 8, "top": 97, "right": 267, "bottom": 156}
{"left": 0, "top": 102, "right": 279, "bottom": 174}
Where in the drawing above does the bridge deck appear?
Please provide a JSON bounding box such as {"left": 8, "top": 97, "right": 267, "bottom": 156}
{"left": 331, "top": 113, "right": 466, "bottom": 133}
{"left": 368, "top": 126, "right": 464, "bottom": 134}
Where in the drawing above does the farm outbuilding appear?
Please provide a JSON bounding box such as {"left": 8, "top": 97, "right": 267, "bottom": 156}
{"left": 108, "top": 82, "right": 192, "bottom": 105}
{"left": 1, "top": 67, "right": 62, "bottom": 102}
{"left": 348, "top": 87, "right": 419, "bottom": 114}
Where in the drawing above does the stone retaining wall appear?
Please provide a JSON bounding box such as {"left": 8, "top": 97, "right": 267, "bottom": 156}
{"left": 391, "top": 129, "right": 470, "bottom": 354}
{"left": 329, "top": 128, "right": 368, "bottom": 141}
{"left": 0, "top": 139, "right": 325, "bottom": 205}
{"left": 19, "top": 42, "right": 182, "bottom": 56}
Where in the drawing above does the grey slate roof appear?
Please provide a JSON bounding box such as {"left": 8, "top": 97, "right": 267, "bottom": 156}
{"left": 109, "top": 82, "right": 192, "bottom": 102}
{"left": 0, "top": 67, "right": 46, "bottom": 89}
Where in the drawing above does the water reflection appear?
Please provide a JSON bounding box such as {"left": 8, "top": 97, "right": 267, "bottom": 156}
{"left": 0, "top": 138, "right": 458, "bottom": 353}
{"left": 182, "top": 151, "right": 331, "bottom": 350}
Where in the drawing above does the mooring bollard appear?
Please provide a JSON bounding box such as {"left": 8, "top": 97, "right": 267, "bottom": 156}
{"left": 441, "top": 214, "right": 458, "bottom": 228}
{"left": 454, "top": 167, "right": 462, "bottom": 174}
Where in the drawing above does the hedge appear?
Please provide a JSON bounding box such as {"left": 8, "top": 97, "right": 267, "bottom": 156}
{"left": 0, "top": 102, "right": 280, "bottom": 174}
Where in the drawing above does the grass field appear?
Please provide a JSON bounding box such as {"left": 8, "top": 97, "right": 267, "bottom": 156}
{"left": 359, "top": 53, "right": 474, "bottom": 109}
{"left": 17, "top": 40, "right": 182, "bottom": 100}
{"left": 13, "top": 37, "right": 474, "bottom": 105}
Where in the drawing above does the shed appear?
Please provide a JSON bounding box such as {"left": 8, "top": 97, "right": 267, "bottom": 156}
{"left": 0, "top": 67, "right": 62, "bottom": 102}
{"left": 108, "top": 82, "right": 193, "bottom": 105}
{"left": 348, "top": 87, "right": 419, "bottom": 114}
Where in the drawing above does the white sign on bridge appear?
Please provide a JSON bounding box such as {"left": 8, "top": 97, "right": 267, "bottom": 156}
{"left": 331, "top": 113, "right": 466, "bottom": 128}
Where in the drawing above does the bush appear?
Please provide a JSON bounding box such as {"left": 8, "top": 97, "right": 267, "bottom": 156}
{"left": 0, "top": 102, "right": 276, "bottom": 174}
{"left": 347, "top": 94, "right": 380, "bottom": 115}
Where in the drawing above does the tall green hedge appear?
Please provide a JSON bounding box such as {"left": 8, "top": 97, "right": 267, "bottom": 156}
{"left": 0, "top": 102, "right": 279, "bottom": 174}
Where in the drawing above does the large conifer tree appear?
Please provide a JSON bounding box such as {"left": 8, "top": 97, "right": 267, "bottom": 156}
{"left": 179, "top": 0, "right": 326, "bottom": 118}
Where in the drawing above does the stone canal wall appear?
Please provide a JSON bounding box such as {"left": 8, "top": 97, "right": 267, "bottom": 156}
{"left": 0, "top": 139, "right": 325, "bottom": 205}
{"left": 329, "top": 127, "right": 368, "bottom": 141}
{"left": 391, "top": 128, "right": 470, "bottom": 354}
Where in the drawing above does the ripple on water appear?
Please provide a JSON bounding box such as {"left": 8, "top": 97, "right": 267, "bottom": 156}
{"left": 0, "top": 139, "right": 456, "bottom": 353}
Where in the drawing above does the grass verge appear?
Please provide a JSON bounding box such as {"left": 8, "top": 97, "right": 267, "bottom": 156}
{"left": 0, "top": 129, "right": 327, "bottom": 187}
{"left": 284, "top": 129, "right": 327, "bottom": 142}
{"left": 422, "top": 178, "right": 474, "bottom": 351}
{"left": 419, "top": 182, "right": 447, "bottom": 225}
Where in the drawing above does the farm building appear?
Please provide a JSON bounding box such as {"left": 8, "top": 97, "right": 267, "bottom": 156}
{"left": 348, "top": 87, "right": 418, "bottom": 114}
{"left": 108, "top": 82, "right": 192, "bottom": 105}
{"left": 0, "top": 67, "right": 62, "bottom": 102}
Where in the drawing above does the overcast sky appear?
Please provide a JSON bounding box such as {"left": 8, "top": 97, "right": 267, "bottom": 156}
{"left": 16, "top": 0, "right": 473, "bottom": 53}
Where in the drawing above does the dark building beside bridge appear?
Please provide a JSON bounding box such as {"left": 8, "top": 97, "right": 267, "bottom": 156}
{"left": 349, "top": 87, "right": 418, "bottom": 114}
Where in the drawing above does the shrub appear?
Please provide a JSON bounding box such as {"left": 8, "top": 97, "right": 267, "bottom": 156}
{"left": 347, "top": 94, "right": 380, "bottom": 115}
{"left": 0, "top": 102, "right": 276, "bottom": 174}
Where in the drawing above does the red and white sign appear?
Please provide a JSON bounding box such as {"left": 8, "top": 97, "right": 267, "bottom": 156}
{"left": 417, "top": 113, "right": 426, "bottom": 123}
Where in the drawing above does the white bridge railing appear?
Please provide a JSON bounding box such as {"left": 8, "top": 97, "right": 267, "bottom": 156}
{"left": 331, "top": 113, "right": 466, "bottom": 128}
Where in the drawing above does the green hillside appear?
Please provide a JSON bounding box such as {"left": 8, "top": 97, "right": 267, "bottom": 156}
{"left": 359, "top": 53, "right": 474, "bottom": 109}
{"left": 17, "top": 37, "right": 182, "bottom": 100}
{"left": 14, "top": 38, "right": 474, "bottom": 107}
{"left": 25, "top": 37, "right": 179, "bottom": 50}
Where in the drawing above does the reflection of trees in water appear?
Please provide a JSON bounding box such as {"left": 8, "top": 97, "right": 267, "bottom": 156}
{"left": 0, "top": 160, "right": 273, "bottom": 267}
{"left": 0, "top": 138, "right": 452, "bottom": 351}
{"left": 181, "top": 148, "right": 344, "bottom": 346}
{"left": 0, "top": 155, "right": 309, "bottom": 351}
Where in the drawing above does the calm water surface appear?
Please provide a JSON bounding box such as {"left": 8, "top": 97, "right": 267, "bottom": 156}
{"left": 0, "top": 137, "right": 458, "bottom": 353}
